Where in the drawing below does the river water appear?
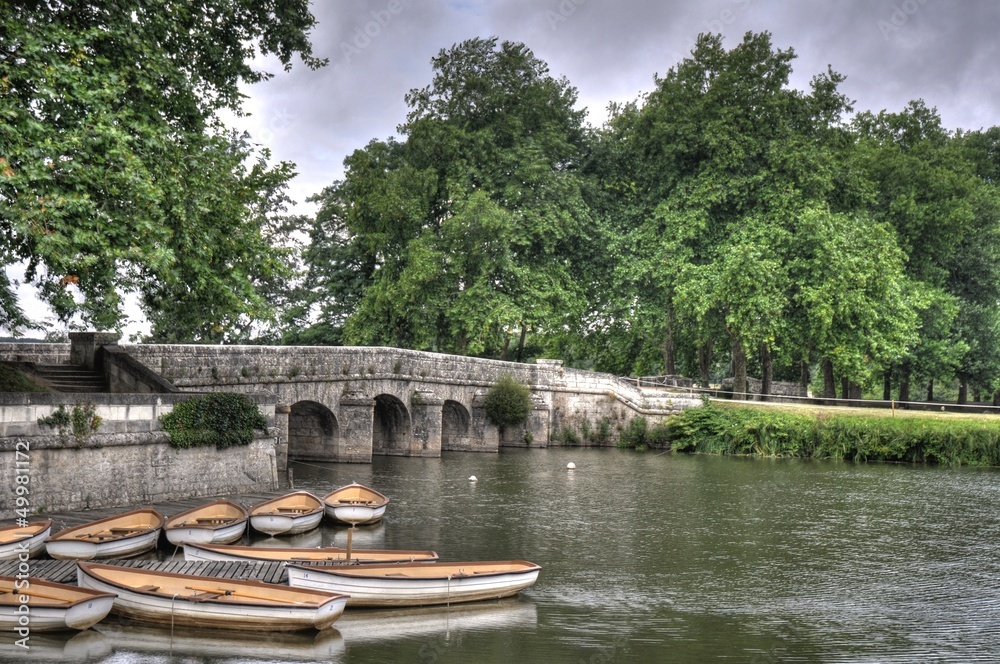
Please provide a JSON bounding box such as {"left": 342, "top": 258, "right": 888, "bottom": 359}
{"left": 6, "top": 448, "right": 1000, "bottom": 663}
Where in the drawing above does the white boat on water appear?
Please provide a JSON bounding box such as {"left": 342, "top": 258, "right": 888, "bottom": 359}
{"left": 249, "top": 492, "right": 324, "bottom": 536}
{"left": 0, "top": 520, "right": 52, "bottom": 561}
{"left": 286, "top": 560, "right": 542, "bottom": 607}
{"left": 45, "top": 510, "right": 164, "bottom": 560}
{"left": 0, "top": 575, "right": 116, "bottom": 631}
{"left": 77, "top": 562, "right": 348, "bottom": 631}
{"left": 164, "top": 500, "right": 248, "bottom": 546}
{"left": 322, "top": 483, "right": 389, "bottom": 525}
{"left": 183, "top": 542, "right": 438, "bottom": 564}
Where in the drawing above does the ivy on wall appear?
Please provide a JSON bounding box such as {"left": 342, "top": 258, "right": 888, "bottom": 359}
{"left": 37, "top": 401, "right": 102, "bottom": 443}
{"left": 160, "top": 393, "right": 268, "bottom": 450}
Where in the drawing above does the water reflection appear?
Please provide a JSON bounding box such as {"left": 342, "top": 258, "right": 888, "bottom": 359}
{"left": 0, "top": 629, "right": 110, "bottom": 662}
{"left": 93, "top": 621, "right": 345, "bottom": 661}
{"left": 6, "top": 449, "right": 1000, "bottom": 663}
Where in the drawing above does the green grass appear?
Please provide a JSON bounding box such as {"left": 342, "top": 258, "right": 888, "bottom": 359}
{"left": 0, "top": 362, "right": 48, "bottom": 392}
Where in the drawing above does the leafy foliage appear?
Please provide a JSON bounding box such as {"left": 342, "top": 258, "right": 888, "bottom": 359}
{"left": 666, "top": 403, "right": 1000, "bottom": 466}
{"left": 483, "top": 374, "right": 532, "bottom": 430}
{"left": 0, "top": 1, "right": 323, "bottom": 337}
{"left": 37, "top": 401, "right": 102, "bottom": 442}
{"left": 159, "top": 393, "right": 268, "bottom": 450}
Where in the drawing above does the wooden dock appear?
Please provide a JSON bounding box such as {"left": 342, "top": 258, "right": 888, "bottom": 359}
{"left": 0, "top": 559, "right": 291, "bottom": 585}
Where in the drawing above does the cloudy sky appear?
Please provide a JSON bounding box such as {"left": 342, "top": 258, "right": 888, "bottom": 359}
{"left": 235, "top": 0, "right": 1000, "bottom": 215}
{"left": 8, "top": 0, "right": 999, "bottom": 336}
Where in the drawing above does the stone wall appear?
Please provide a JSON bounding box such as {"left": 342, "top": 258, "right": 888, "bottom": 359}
{"left": 0, "top": 434, "right": 277, "bottom": 520}
{"left": 0, "top": 391, "right": 279, "bottom": 519}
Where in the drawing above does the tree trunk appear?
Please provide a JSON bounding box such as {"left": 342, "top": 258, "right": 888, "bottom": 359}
{"left": 821, "top": 358, "right": 836, "bottom": 403}
{"left": 926, "top": 378, "right": 934, "bottom": 403}
{"left": 849, "top": 382, "right": 862, "bottom": 400}
{"left": 883, "top": 368, "right": 892, "bottom": 401}
{"left": 731, "top": 336, "right": 747, "bottom": 401}
{"left": 898, "top": 362, "right": 911, "bottom": 404}
{"left": 759, "top": 344, "right": 773, "bottom": 400}
{"left": 499, "top": 333, "right": 511, "bottom": 361}
{"left": 515, "top": 325, "right": 527, "bottom": 363}
{"left": 698, "top": 340, "right": 713, "bottom": 388}
{"left": 841, "top": 376, "right": 849, "bottom": 400}
{"left": 958, "top": 377, "right": 968, "bottom": 405}
{"left": 800, "top": 360, "right": 810, "bottom": 394}
{"left": 662, "top": 308, "right": 676, "bottom": 376}
{"left": 993, "top": 389, "right": 1000, "bottom": 407}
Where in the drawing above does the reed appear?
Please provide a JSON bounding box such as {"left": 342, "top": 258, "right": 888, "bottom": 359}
{"left": 663, "top": 402, "right": 1000, "bottom": 467}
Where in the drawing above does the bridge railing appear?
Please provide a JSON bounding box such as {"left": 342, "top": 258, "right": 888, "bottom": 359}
{"left": 628, "top": 377, "right": 1000, "bottom": 415}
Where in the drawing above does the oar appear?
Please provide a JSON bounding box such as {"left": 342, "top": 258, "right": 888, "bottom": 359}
{"left": 0, "top": 587, "right": 79, "bottom": 602}
{"left": 183, "top": 585, "right": 310, "bottom": 605}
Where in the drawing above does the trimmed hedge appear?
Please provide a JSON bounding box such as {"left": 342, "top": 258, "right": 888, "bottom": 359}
{"left": 160, "top": 393, "right": 268, "bottom": 450}
{"left": 664, "top": 403, "right": 1000, "bottom": 466}
{"left": 483, "top": 373, "right": 533, "bottom": 430}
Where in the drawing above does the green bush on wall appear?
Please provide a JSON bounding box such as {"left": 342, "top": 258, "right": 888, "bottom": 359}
{"left": 483, "top": 373, "right": 532, "bottom": 430}
{"left": 160, "top": 393, "right": 268, "bottom": 450}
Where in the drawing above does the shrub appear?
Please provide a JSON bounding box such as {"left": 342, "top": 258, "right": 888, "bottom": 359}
{"left": 160, "top": 393, "right": 268, "bottom": 450}
{"left": 37, "top": 401, "right": 102, "bottom": 443}
{"left": 483, "top": 373, "right": 532, "bottom": 430}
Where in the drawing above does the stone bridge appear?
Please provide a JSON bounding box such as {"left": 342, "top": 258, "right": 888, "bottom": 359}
{"left": 123, "top": 344, "right": 698, "bottom": 466}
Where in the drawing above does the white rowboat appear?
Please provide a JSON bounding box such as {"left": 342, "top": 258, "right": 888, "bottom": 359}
{"left": 77, "top": 562, "right": 348, "bottom": 631}
{"left": 322, "top": 483, "right": 389, "bottom": 525}
{"left": 286, "top": 560, "right": 542, "bottom": 607}
{"left": 249, "top": 492, "right": 324, "bottom": 536}
{"left": 45, "top": 510, "right": 164, "bottom": 560}
{"left": 0, "top": 520, "right": 52, "bottom": 561}
{"left": 164, "top": 500, "right": 248, "bottom": 546}
{"left": 183, "top": 542, "right": 438, "bottom": 564}
{"left": 0, "top": 575, "right": 116, "bottom": 631}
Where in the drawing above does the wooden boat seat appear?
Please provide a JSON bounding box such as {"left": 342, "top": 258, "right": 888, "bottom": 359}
{"left": 134, "top": 585, "right": 160, "bottom": 592}
{"left": 336, "top": 499, "right": 374, "bottom": 505}
{"left": 274, "top": 507, "right": 312, "bottom": 513}
{"left": 193, "top": 517, "right": 237, "bottom": 525}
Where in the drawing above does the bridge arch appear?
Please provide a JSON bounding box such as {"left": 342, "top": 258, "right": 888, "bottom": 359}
{"left": 287, "top": 400, "right": 339, "bottom": 461}
{"left": 373, "top": 394, "right": 412, "bottom": 456}
{"left": 442, "top": 399, "right": 471, "bottom": 450}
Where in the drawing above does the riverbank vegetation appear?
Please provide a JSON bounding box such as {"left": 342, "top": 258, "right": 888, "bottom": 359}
{"left": 646, "top": 401, "right": 1000, "bottom": 466}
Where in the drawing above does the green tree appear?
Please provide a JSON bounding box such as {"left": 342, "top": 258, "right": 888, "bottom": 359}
{"left": 303, "top": 38, "right": 596, "bottom": 358}
{"left": 0, "top": 0, "right": 324, "bottom": 337}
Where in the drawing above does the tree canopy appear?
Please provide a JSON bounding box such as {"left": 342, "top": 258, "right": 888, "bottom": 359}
{"left": 0, "top": 0, "right": 323, "bottom": 338}
{"left": 294, "top": 31, "right": 1000, "bottom": 404}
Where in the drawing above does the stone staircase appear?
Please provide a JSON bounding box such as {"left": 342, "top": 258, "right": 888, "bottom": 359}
{"left": 31, "top": 363, "right": 106, "bottom": 393}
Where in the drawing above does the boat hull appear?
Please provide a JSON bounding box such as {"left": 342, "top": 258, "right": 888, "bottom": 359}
{"left": 45, "top": 509, "right": 164, "bottom": 560}
{"left": 183, "top": 542, "right": 438, "bottom": 564}
{"left": 286, "top": 561, "right": 541, "bottom": 607}
{"left": 0, "top": 521, "right": 52, "bottom": 561}
{"left": 164, "top": 500, "right": 248, "bottom": 546}
{"left": 0, "top": 577, "right": 116, "bottom": 631}
{"left": 324, "top": 503, "right": 386, "bottom": 525}
{"left": 250, "top": 510, "right": 324, "bottom": 536}
{"left": 45, "top": 529, "right": 160, "bottom": 560}
{"left": 77, "top": 563, "right": 347, "bottom": 631}
{"left": 322, "top": 484, "right": 389, "bottom": 525}
{"left": 249, "top": 492, "right": 324, "bottom": 536}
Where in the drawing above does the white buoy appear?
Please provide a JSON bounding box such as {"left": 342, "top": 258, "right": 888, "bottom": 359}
{"left": 469, "top": 475, "right": 478, "bottom": 482}
{"left": 567, "top": 462, "right": 576, "bottom": 470}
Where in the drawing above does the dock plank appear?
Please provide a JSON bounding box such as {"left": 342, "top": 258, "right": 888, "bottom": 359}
{"left": 0, "top": 559, "right": 288, "bottom": 585}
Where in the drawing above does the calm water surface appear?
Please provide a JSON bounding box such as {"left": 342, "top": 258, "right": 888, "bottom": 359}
{"left": 6, "top": 448, "right": 1000, "bottom": 663}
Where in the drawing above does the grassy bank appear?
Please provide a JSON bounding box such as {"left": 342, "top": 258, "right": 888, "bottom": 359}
{"left": 633, "top": 400, "right": 1000, "bottom": 467}
{"left": 0, "top": 362, "right": 47, "bottom": 392}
